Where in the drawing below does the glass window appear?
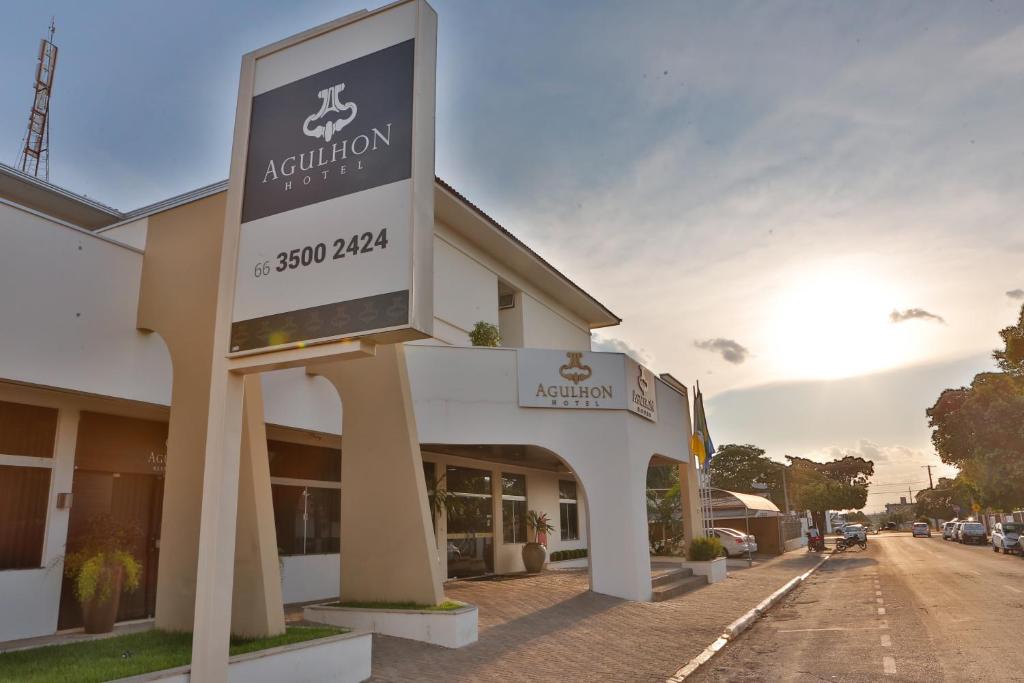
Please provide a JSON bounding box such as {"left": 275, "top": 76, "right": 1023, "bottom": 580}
{"left": 445, "top": 466, "right": 491, "bottom": 495}
{"left": 559, "top": 479, "right": 579, "bottom": 541}
{"left": 0, "top": 400, "right": 58, "bottom": 458}
{"left": 501, "top": 473, "right": 527, "bottom": 543}
{"left": 444, "top": 466, "right": 494, "bottom": 578}
{"left": 267, "top": 440, "right": 340, "bottom": 482}
{"left": 0, "top": 465, "right": 51, "bottom": 569}
{"left": 271, "top": 484, "right": 340, "bottom": 555}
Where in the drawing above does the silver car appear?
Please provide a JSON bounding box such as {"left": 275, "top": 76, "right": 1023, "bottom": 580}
{"left": 992, "top": 522, "right": 1023, "bottom": 554}
{"left": 942, "top": 521, "right": 956, "bottom": 540}
{"left": 713, "top": 527, "right": 758, "bottom": 557}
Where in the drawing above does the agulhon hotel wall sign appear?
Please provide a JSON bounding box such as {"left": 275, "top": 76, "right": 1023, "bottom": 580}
{"left": 516, "top": 349, "right": 659, "bottom": 422}
{"left": 229, "top": 1, "right": 436, "bottom": 355}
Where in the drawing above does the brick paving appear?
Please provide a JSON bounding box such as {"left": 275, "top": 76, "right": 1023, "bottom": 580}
{"left": 364, "top": 551, "right": 823, "bottom": 683}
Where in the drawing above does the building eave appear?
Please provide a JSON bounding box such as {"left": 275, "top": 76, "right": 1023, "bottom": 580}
{"left": 0, "top": 164, "right": 123, "bottom": 230}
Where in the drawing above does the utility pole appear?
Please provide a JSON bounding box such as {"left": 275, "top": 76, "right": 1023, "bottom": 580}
{"left": 781, "top": 465, "right": 791, "bottom": 514}
{"left": 922, "top": 465, "right": 934, "bottom": 489}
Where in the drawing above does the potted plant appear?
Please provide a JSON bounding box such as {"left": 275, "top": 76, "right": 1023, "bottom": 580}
{"left": 522, "top": 511, "right": 555, "bottom": 573}
{"left": 63, "top": 514, "right": 142, "bottom": 633}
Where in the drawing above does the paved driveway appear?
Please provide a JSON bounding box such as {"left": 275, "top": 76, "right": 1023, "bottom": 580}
{"left": 368, "top": 552, "right": 822, "bottom": 682}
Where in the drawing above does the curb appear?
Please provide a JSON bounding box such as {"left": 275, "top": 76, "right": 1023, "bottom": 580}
{"left": 665, "top": 553, "right": 832, "bottom": 682}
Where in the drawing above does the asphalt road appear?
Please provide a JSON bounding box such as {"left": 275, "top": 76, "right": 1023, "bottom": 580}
{"left": 690, "top": 532, "right": 1024, "bottom": 682}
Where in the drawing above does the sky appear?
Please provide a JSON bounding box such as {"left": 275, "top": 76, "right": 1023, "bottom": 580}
{"left": 2, "top": 1, "right": 1022, "bottom": 511}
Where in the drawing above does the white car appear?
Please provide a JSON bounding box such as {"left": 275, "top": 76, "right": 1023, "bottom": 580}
{"left": 912, "top": 522, "right": 931, "bottom": 537}
{"left": 713, "top": 527, "right": 758, "bottom": 557}
{"left": 843, "top": 524, "right": 868, "bottom": 542}
{"left": 992, "top": 522, "right": 1023, "bottom": 554}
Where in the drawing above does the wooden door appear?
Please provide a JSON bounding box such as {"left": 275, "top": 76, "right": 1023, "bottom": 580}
{"left": 58, "top": 471, "right": 163, "bottom": 629}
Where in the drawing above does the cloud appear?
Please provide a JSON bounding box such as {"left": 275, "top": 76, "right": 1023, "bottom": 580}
{"left": 889, "top": 308, "right": 945, "bottom": 324}
{"left": 694, "top": 338, "right": 750, "bottom": 364}
{"left": 1007, "top": 289, "right": 1024, "bottom": 300}
{"left": 591, "top": 334, "right": 652, "bottom": 365}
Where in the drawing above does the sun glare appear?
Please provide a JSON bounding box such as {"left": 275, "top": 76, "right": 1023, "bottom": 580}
{"left": 765, "top": 260, "right": 917, "bottom": 381}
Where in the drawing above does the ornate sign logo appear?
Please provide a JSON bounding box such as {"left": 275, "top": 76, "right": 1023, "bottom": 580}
{"left": 302, "top": 83, "right": 357, "bottom": 142}
{"left": 559, "top": 352, "right": 593, "bottom": 384}
{"left": 636, "top": 364, "right": 649, "bottom": 394}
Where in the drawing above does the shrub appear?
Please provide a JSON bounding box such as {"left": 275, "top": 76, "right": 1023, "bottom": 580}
{"left": 687, "top": 536, "right": 724, "bottom": 561}
{"left": 469, "top": 321, "right": 502, "bottom": 347}
{"left": 64, "top": 514, "right": 143, "bottom": 605}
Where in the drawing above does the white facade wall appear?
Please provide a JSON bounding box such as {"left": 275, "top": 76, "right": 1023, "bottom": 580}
{"left": 96, "top": 217, "right": 149, "bottom": 250}
{"left": 431, "top": 237, "right": 499, "bottom": 345}
{"left": 519, "top": 292, "right": 592, "bottom": 350}
{"left": 0, "top": 386, "right": 80, "bottom": 643}
{"left": 280, "top": 554, "right": 341, "bottom": 604}
{"left": 0, "top": 202, "right": 172, "bottom": 407}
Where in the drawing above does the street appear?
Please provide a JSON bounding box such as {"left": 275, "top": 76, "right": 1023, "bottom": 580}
{"left": 691, "top": 532, "right": 1024, "bottom": 682}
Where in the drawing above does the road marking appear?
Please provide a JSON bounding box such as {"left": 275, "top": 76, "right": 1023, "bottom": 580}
{"left": 875, "top": 590, "right": 882, "bottom": 596}
{"left": 881, "top": 634, "right": 892, "bottom": 647}
{"left": 878, "top": 607, "right": 886, "bottom": 615}
{"left": 1005, "top": 585, "right": 1023, "bottom": 594}
{"left": 776, "top": 626, "right": 890, "bottom": 633}
{"left": 883, "top": 656, "right": 897, "bottom": 675}
{"left": 876, "top": 597, "right": 884, "bottom": 604}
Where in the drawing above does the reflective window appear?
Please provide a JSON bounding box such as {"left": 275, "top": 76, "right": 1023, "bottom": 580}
{"left": 271, "top": 485, "right": 340, "bottom": 555}
{"left": 501, "top": 473, "right": 527, "bottom": 543}
{"left": 0, "top": 465, "right": 51, "bottom": 569}
{"left": 0, "top": 400, "right": 57, "bottom": 458}
{"left": 559, "top": 479, "right": 579, "bottom": 541}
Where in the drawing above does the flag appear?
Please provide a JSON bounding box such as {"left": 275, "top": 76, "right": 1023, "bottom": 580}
{"left": 692, "top": 384, "right": 716, "bottom": 472}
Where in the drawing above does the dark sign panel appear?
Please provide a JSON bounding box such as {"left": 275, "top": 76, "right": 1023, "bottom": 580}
{"left": 241, "top": 39, "right": 415, "bottom": 224}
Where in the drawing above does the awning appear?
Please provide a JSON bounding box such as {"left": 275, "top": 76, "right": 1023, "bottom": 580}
{"left": 710, "top": 489, "right": 781, "bottom": 518}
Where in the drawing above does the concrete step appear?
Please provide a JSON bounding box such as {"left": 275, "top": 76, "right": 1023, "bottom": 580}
{"left": 651, "top": 567, "right": 694, "bottom": 588}
{"left": 651, "top": 574, "right": 707, "bottom": 601}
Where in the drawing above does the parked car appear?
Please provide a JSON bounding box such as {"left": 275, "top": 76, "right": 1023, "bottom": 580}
{"left": 959, "top": 521, "right": 987, "bottom": 545}
{"left": 992, "top": 522, "right": 1023, "bottom": 554}
{"left": 912, "top": 522, "right": 931, "bottom": 538}
{"left": 843, "top": 524, "right": 868, "bottom": 542}
{"left": 952, "top": 521, "right": 966, "bottom": 541}
{"left": 713, "top": 527, "right": 758, "bottom": 557}
{"left": 942, "top": 521, "right": 956, "bottom": 540}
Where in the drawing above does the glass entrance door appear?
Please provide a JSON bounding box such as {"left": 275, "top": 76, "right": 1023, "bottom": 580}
{"left": 444, "top": 465, "right": 494, "bottom": 578}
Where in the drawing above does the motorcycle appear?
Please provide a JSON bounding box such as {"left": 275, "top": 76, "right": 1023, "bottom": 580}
{"left": 835, "top": 536, "right": 867, "bottom": 552}
{"left": 807, "top": 534, "right": 825, "bottom": 552}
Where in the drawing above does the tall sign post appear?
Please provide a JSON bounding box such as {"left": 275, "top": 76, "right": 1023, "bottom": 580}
{"left": 190, "top": 2, "right": 436, "bottom": 679}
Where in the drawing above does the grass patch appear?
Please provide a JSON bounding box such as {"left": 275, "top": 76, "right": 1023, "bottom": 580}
{"left": 0, "top": 626, "right": 345, "bottom": 683}
{"left": 325, "top": 599, "right": 464, "bottom": 612}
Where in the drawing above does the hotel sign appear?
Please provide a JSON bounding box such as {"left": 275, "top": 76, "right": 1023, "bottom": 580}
{"left": 516, "top": 349, "right": 659, "bottom": 422}
{"left": 226, "top": 0, "right": 437, "bottom": 355}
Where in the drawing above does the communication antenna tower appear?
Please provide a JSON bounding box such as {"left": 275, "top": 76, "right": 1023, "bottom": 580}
{"left": 18, "top": 18, "right": 58, "bottom": 181}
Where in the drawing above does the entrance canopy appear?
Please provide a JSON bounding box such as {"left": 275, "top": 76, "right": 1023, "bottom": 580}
{"left": 710, "top": 489, "right": 780, "bottom": 520}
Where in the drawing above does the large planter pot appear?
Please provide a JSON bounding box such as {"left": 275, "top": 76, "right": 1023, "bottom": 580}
{"left": 81, "top": 564, "right": 124, "bottom": 634}
{"left": 522, "top": 542, "right": 547, "bottom": 573}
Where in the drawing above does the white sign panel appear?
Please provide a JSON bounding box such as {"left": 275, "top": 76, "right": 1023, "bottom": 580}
{"left": 516, "top": 349, "right": 658, "bottom": 422}
{"left": 624, "top": 355, "right": 659, "bottom": 422}
{"left": 227, "top": 0, "right": 436, "bottom": 355}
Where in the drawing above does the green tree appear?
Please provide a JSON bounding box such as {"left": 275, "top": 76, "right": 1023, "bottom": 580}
{"left": 994, "top": 304, "right": 1024, "bottom": 377}
{"left": 927, "top": 372, "right": 1024, "bottom": 510}
{"left": 708, "top": 444, "right": 782, "bottom": 502}
{"left": 787, "top": 456, "right": 871, "bottom": 530}
{"left": 914, "top": 476, "right": 978, "bottom": 520}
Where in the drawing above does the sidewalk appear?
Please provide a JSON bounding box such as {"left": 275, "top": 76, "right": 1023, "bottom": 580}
{"left": 366, "top": 549, "right": 824, "bottom": 682}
